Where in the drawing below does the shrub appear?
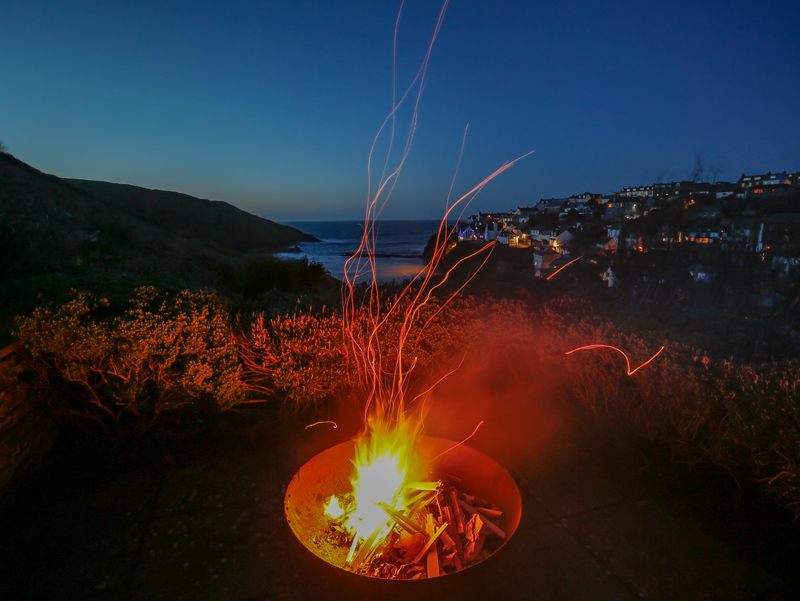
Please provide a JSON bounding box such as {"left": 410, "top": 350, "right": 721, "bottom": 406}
{"left": 236, "top": 294, "right": 488, "bottom": 411}
{"left": 224, "top": 256, "right": 328, "bottom": 297}
{"left": 239, "top": 309, "right": 349, "bottom": 410}
{"left": 14, "top": 287, "right": 247, "bottom": 438}
{"left": 548, "top": 302, "right": 800, "bottom": 519}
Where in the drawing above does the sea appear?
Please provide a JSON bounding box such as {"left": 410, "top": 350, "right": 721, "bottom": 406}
{"left": 276, "top": 220, "right": 447, "bottom": 284}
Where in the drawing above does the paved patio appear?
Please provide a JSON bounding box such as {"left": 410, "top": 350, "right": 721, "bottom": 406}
{"left": 0, "top": 401, "right": 795, "bottom": 601}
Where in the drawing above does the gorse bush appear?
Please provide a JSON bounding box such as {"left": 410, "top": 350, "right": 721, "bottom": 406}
{"left": 545, "top": 300, "right": 800, "bottom": 519}
{"left": 14, "top": 287, "right": 247, "bottom": 438}
{"left": 238, "top": 308, "right": 347, "bottom": 409}
{"left": 236, "top": 294, "right": 493, "bottom": 411}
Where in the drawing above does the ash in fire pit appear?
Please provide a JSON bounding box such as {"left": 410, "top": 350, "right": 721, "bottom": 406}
{"left": 285, "top": 436, "right": 522, "bottom": 580}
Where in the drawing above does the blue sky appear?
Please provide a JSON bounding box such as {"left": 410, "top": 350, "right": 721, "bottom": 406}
{"left": 2, "top": 0, "right": 799, "bottom": 221}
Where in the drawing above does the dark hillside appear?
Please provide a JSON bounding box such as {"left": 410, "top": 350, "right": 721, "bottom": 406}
{"left": 0, "top": 153, "right": 331, "bottom": 331}
{"left": 63, "top": 178, "right": 316, "bottom": 252}
{"left": 0, "top": 152, "right": 152, "bottom": 278}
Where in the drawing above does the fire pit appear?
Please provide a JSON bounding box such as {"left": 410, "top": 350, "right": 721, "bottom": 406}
{"left": 285, "top": 435, "right": 522, "bottom": 580}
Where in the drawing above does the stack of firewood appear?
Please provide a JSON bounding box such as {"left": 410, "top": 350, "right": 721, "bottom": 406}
{"left": 326, "top": 475, "right": 506, "bottom": 579}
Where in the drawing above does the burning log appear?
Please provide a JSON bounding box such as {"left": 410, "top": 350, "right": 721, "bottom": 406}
{"left": 475, "top": 506, "right": 503, "bottom": 519}
{"left": 457, "top": 497, "right": 506, "bottom": 540}
{"left": 424, "top": 513, "right": 441, "bottom": 577}
{"left": 441, "top": 505, "right": 463, "bottom": 555}
{"left": 462, "top": 513, "right": 487, "bottom": 563}
{"left": 336, "top": 480, "right": 507, "bottom": 578}
{"left": 412, "top": 514, "right": 448, "bottom": 566}
{"left": 407, "top": 481, "right": 440, "bottom": 491}
{"left": 450, "top": 489, "right": 466, "bottom": 534}
{"left": 375, "top": 501, "right": 422, "bottom": 534}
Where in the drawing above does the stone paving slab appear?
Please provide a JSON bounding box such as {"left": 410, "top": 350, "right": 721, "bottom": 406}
{"left": 562, "top": 499, "right": 782, "bottom": 601}
{"left": 0, "top": 466, "right": 160, "bottom": 601}
{"left": 284, "top": 520, "right": 640, "bottom": 601}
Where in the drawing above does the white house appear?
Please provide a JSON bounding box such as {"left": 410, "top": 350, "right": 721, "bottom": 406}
{"left": 458, "top": 225, "right": 479, "bottom": 241}
{"left": 551, "top": 227, "right": 575, "bottom": 248}
{"left": 483, "top": 220, "right": 503, "bottom": 241}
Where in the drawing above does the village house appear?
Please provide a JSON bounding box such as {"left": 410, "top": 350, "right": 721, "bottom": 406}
{"left": 458, "top": 224, "right": 479, "bottom": 241}
{"left": 526, "top": 226, "right": 552, "bottom": 247}
{"left": 714, "top": 182, "right": 737, "bottom": 199}
{"left": 687, "top": 182, "right": 717, "bottom": 200}
{"left": 718, "top": 219, "right": 760, "bottom": 251}
{"left": 653, "top": 181, "right": 689, "bottom": 200}
{"left": 558, "top": 199, "right": 592, "bottom": 220}
{"left": 551, "top": 227, "right": 575, "bottom": 249}
{"left": 618, "top": 185, "right": 653, "bottom": 198}
{"left": 737, "top": 171, "right": 795, "bottom": 199}
{"left": 604, "top": 199, "right": 642, "bottom": 220}
{"left": 534, "top": 254, "right": 577, "bottom": 279}
{"left": 532, "top": 247, "right": 553, "bottom": 270}
{"left": 569, "top": 192, "right": 603, "bottom": 203}
{"left": 689, "top": 264, "right": 710, "bottom": 282}
{"left": 536, "top": 197, "right": 569, "bottom": 215}
{"left": 482, "top": 219, "right": 503, "bottom": 241}
{"left": 685, "top": 203, "right": 724, "bottom": 222}
{"left": 496, "top": 225, "right": 526, "bottom": 246}
{"left": 680, "top": 230, "right": 723, "bottom": 245}
{"left": 603, "top": 225, "right": 622, "bottom": 251}
{"left": 514, "top": 206, "right": 538, "bottom": 220}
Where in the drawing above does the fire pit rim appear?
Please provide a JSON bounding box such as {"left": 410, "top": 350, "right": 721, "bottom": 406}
{"left": 284, "top": 434, "right": 523, "bottom": 581}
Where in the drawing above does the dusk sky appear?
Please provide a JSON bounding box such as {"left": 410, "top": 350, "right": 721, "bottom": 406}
{"left": 2, "top": 0, "right": 799, "bottom": 222}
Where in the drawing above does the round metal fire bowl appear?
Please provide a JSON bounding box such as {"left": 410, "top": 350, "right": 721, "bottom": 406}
{"left": 284, "top": 435, "right": 522, "bottom": 581}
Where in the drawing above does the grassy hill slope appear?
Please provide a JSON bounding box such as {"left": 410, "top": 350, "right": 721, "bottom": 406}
{"left": 63, "top": 178, "right": 316, "bottom": 252}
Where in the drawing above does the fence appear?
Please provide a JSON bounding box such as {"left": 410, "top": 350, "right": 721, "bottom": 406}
{"left": 0, "top": 342, "right": 57, "bottom": 508}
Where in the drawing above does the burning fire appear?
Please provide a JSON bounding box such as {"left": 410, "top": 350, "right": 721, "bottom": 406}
{"left": 295, "top": 0, "right": 530, "bottom": 577}
{"left": 330, "top": 418, "right": 426, "bottom": 563}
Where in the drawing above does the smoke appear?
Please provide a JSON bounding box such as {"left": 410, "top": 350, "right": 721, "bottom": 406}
{"left": 418, "top": 311, "right": 568, "bottom": 472}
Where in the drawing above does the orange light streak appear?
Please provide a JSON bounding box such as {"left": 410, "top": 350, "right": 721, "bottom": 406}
{"left": 565, "top": 344, "right": 666, "bottom": 375}
{"left": 312, "top": 0, "right": 532, "bottom": 564}
{"left": 546, "top": 255, "right": 582, "bottom": 280}
{"left": 304, "top": 421, "right": 339, "bottom": 430}
{"left": 431, "top": 420, "right": 485, "bottom": 463}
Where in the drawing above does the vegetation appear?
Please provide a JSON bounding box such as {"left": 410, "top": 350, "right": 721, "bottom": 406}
{"left": 6, "top": 257, "right": 799, "bottom": 523}
{"left": 236, "top": 294, "right": 483, "bottom": 410}
{"left": 0, "top": 151, "right": 324, "bottom": 325}
{"left": 63, "top": 178, "right": 318, "bottom": 252}
{"left": 14, "top": 287, "right": 247, "bottom": 439}
{"left": 230, "top": 292, "right": 800, "bottom": 521}
{"left": 542, "top": 299, "right": 800, "bottom": 518}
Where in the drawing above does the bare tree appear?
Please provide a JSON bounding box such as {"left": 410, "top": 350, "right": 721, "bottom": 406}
{"left": 0, "top": 139, "right": 8, "bottom": 154}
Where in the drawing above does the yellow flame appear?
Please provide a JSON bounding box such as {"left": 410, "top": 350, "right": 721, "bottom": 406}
{"left": 343, "top": 417, "right": 424, "bottom": 560}
{"left": 324, "top": 495, "right": 345, "bottom": 520}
